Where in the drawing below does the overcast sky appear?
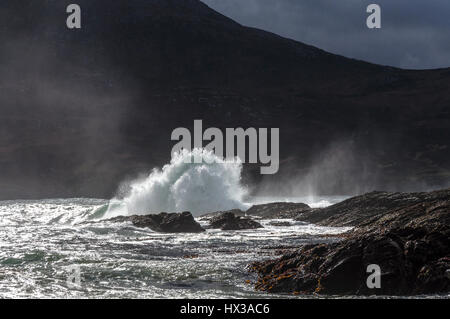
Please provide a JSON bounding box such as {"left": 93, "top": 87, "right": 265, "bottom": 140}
{"left": 202, "top": 0, "right": 450, "bottom": 70}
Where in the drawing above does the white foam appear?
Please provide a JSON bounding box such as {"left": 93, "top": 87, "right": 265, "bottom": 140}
{"left": 106, "top": 149, "right": 248, "bottom": 217}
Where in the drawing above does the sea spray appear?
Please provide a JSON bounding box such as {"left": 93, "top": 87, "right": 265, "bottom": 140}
{"left": 105, "top": 149, "right": 248, "bottom": 217}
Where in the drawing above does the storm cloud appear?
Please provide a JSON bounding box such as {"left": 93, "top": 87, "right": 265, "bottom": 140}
{"left": 202, "top": 0, "right": 450, "bottom": 69}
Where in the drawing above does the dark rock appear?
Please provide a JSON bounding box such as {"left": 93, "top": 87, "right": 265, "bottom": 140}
{"left": 209, "top": 212, "right": 263, "bottom": 230}
{"left": 296, "top": 189, "right": 450, "bottom": 227}
{"left": 199, "top": 209, "right": 246, "bottom": 220}
{"left": 109, "top": 212, "right": 205, "bottom": 233}
{"left": 416, "top": 257, "right": 450, "bottom": 294}
{"left": 246, "top": 202, "right": 310, "bottom": 219}
{"left": 251, "top": 189, "right": 450, "bottom": 296}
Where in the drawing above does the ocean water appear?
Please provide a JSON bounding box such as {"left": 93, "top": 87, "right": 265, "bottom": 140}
{"left": 103, "top": 149, "right": 348, "bottom": 219}
{"left": 2, "top": 151, "right": 443, "bottom": 299}
{"left": 107, "top": 149, "right": 248, "bottom": 218}
{"left": 0, "top": 198, "right": 352, "bottom": 299}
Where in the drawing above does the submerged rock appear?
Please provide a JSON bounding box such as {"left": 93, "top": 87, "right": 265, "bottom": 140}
{"left": 209, "top": 212, "right": 263, "bottom": 230}
{"left": 251, "top": 188, "right": 450, "bottom": 296}
{"left": 111, "top": 212, "right": 205, "bottom": 233}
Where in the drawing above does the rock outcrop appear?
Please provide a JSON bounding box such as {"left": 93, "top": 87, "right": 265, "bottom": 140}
{"left": 199, "top": 209, "right": 246, "bottom": 220}
{"left": 209, "top": 212, "right": 263, "bottom": 230}
{"left": 295, "top": 189, "right": 450, "bottom": 227}
{"left": 110, "top": 212, "right": 205, "bottom": 233}
{"left": 246, "top": 202, "right": 310, "bottom": 219}
{"left": 251, "top": 189, "right": 450, "bottom": 296}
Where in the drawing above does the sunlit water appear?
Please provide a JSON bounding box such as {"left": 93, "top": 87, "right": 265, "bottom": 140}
{"left": 0, "top": 198, "right": 364, "bottom": 298}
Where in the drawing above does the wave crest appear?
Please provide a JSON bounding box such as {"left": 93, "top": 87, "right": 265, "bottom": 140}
{"left": 106, "top": 149, "right": 248, "bottom": 217}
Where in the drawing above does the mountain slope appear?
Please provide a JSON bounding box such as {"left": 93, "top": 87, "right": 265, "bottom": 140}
{"left": 0, "top": 0, "right": 449, "bottom": 199}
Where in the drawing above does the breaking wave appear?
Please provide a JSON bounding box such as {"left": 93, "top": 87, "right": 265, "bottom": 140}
{"left": 105, "top": 149, "right": 248, "bottom": 217}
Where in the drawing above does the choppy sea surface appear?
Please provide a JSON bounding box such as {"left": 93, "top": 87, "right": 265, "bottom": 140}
{"left": 0, "top": 197, "right": 351, "bottom": 298}
{"left": 1, "top": 198, "right": 445, "bottom": 299}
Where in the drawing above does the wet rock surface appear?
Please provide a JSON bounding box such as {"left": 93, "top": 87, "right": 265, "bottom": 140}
{"left": 209, "top": 212, "right": 263, "bottom": 230}
{"left": 296, "top": 189, "right": 450, "bottom": 227}
{"left": 199, "top": 209, "right": 246, "bottom": 220}
{"left": 251, "top": 189, "right": 450, "bottom": 296}
{"left": 109, "top": 212, "right": 205, "bottom": 233}
{"left": 246, "top": 202, "right": 310, "bottom": 219}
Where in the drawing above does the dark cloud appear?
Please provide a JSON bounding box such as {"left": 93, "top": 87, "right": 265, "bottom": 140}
{"left": 202, "top": 0, "right": 450, "bottom": 69}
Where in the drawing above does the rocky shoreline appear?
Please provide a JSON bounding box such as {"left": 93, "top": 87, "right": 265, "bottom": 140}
{"left": 250, "top": 188, "right": 450, "bottom": 296}
{"left": 102, "top": 188, "right": 449, "bottom": 296}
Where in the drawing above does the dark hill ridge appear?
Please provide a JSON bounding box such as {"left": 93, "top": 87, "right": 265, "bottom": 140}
{"left": 0, "top": 0, "right": 449, "bottom": 199}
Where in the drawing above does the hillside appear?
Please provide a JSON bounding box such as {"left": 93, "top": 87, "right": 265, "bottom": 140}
{"left": 0, "top": 0, "right": 449, "bottom": 199}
